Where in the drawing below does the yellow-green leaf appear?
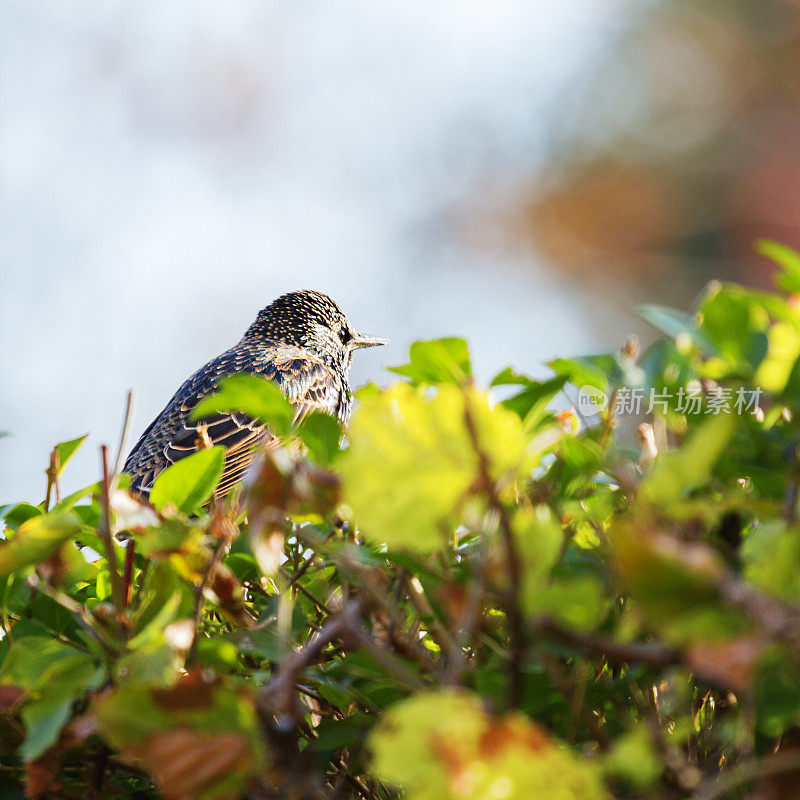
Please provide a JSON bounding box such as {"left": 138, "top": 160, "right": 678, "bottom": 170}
{"left": 369, "top": 690, "right": 608, "bottom": 800}
{"left": 150, "top": 447, "right": 226, "bottom": 515}
{"left": 0, "top": 511, "right": 82, "bottom": 577}
{"left": 340, "top": 384, "right": 533, "bottom": 552}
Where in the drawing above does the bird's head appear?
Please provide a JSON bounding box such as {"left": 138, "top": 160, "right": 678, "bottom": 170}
{"left": 245, "top": 290, "right": 388, "bottom": 372}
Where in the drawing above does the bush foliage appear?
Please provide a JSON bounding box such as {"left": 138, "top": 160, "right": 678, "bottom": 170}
{"left": 5, "top": 245, "right": 800, "bottom": 799}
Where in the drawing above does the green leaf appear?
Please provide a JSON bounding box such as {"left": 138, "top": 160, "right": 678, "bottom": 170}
{"left": 191, "top": 373, "right": 294, "bottom": 437}
{"left": 53, "top": 481, "right": 100, "bottom": 512}
{"left": 0, "top": 511, "right": 82, "bottom": 577}
{"left": 528, "top": 575, "right": 608, "bottom": 631}
{"left": 603, "top": 728, "right": 661, "bottom": 788}
{"left": 1, "top": 503, "right": 43, "bottom": 530}
{"left": 368, "top": 691, "right": 608, "bottom": 800}
{"left": 639, "top": 304, "right": 717, "bottom": 355}
{"left": 639, "top": 413, "right": 736, "bottom": 508}
{"left": 758, "top": 239, "right": 800, "bottom": 294}
{"left": 297, "top": 411, "right": 342, "bottom": 465}
{"left": 149, "top": 446, "right": 226, "bottom": 514}
{"left": 547, "top": 357, "right": 609, "bottom": 392}
{"left": 1, "top": 637, "right": 100, "bottom": 761}
{"left": 754, "top": 320, "right": 800, "bottom": 394}
{"left": 53, "top": 434, "right": 88, "bottom": 478}
{"left": 490, "top": 366, "right": 532, "bottom": 387}
{"left": 611, "top": 521, "right": 749, "bottom": 645}
{"left": 501, "top": 376, "right": 567, "bottom": 423}
{"left": 388, "top": 337, "right": 472, "bottom": 386}
{"left": 340, "top": 384, "right": 536, "bottom": 552}
{"left": 697, "top": 284, "right": 770, "bottom": 375}
{"left": 754, "top": 646, "right": 800, "bottom": 736}
{"left": 742, "top": 521, "right": 800, "bottom": 600}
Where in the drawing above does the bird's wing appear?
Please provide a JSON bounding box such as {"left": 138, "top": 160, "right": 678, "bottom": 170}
{"left": 126, "top": 345, "right": 343, "bottom": 501}
{"left": 269, "top": 351, "right": 345, "bottom": 425}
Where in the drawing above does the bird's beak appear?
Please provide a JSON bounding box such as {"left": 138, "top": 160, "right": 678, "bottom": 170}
{"left": 352, "top": 333, "right": 390, "bottom": 349}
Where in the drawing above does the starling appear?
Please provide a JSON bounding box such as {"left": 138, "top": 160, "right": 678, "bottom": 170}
{"left": 123, "top": 290, "right": 387, "bottom": 501}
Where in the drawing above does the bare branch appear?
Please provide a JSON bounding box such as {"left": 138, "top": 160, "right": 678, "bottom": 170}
{"left": 529, "top": 615, "right": 679, "bottom": 669}
{"left": 112, "top": 388, "right": 136, "bottom": 479}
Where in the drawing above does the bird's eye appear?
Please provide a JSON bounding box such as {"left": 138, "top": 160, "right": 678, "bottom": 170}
{"left": 339, "top": 327, "right": 351, "bottom": 343}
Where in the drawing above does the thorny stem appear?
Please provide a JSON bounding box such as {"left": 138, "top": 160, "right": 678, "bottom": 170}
{"left": 462, "top": 386, "right": 525, "bottom": 708}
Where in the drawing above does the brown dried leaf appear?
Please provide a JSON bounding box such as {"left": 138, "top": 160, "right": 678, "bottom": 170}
{"left": 125, "top": 729, "right": 252, "bottom": 800}
{"left": 206, "top": 561, "right": 255, "bottom": 626}
{"left": 152, "top": 670, "right": 220, "bottom": 712}
{"left": 247, "top": 446, "right": 339, "bottom": 519}
{"left": 25, "top": 747, "right": 62, "bottom": 800}
{"left": 686, "top": 636, "right": 766, "bottom": 691}
{"left": 23, "top": 716, "right": 97, "bottom": 800}
{"left": 0, "top": 685, "right": 26, "bottom": 710}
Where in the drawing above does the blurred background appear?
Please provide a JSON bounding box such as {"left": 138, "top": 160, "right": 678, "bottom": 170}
{"left": 3, "top": 0, "right": 799, "bottom": 500}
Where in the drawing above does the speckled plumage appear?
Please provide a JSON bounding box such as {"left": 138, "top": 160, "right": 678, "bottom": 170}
{"left": 124, "top": 290, "right": 386, "bottom": 501}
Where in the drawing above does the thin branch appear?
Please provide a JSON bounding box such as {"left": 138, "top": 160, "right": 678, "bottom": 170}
{"left": 258, "top": 601, "right": 360, "bottom": 721}
{"left": 444, "top": 547, "right": 489, "bottom": 688}
{"left": 122, "top": 539, "right": 135, "bottom": 609}
{"left": 529, "top": 615, "right": 680, "bottom": 669}
{"left": 402, "top": 571, "right": 458, "bottom": 663}
{"left": 43, "top": 442, "right": 64, "bottom": 510}
{"left": 463, "top": 387, "right": 525, "bottom": 708}
{"left": 112, "top": 389, "right": 136, "bottom": 479}
{"left": 98, "top": 445, "right": 125, "bottom": 615}
{"left": 346, "top": 621, "right": 426, "bottom": 692}
{"left": 715, "top": 572, "right": 800, "bottom": 656}
{"left": 258, "top": 600, "right": 424, "bottom": 727}
{"left": 693, "top": 749, "right": 800, "bottom": 800}
{"left": 26, "top": 574, "right": 109, "bottom": 653}
{"left": 187, "top": 535, "right": 231, "bottom": 664}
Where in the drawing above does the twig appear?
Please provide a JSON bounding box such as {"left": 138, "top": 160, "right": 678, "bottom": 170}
{"left": 112, "top": 389, "right": 136, "bottom": 479}
{"left": 402, "top": 572, "right": 458, "bottom": 663}
{"left": 91, "top": 745, "right": 109, "bottom": 796}
{"left": 98, "top": 445, "right": 125, "bottom": 615}
{"left": 280, "top": 565, "right": 331, "bottom": 615}
{"left": 693, "top": 749, "right": 800, "bottom": 800}
{"left": 463, "top": 387, "right": 525, "bottom": 707}
{"left": 122, "top": 540, "right": 135, "bottom": 609}
{"left": 346, "top": 621, "right": 426, "bottom": 692}
{"left": 26, "top": 574, "right": 109, "bottom": 653}
{"left": 715, "top": 572, "right": 800, "bottom": 655}
{"left": 529, "top": 615, "right": 679, "bottom": 669}
{"left": 44, "top": 447, "right": 61, "bottom": 510}
{"left": 187, "top": 535, "right": 230, "bottom": 664}
{"left": 259, "top": 601, "right": 361, "bottom": 721}
{"left": 444, "top": 547, "right": 489, "bottom": 687}
{"left": 259, "top": 600, "right": 424, "bottom": 726}
{"left": 328, "top": 545, "right": 437, "bottom": 672}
